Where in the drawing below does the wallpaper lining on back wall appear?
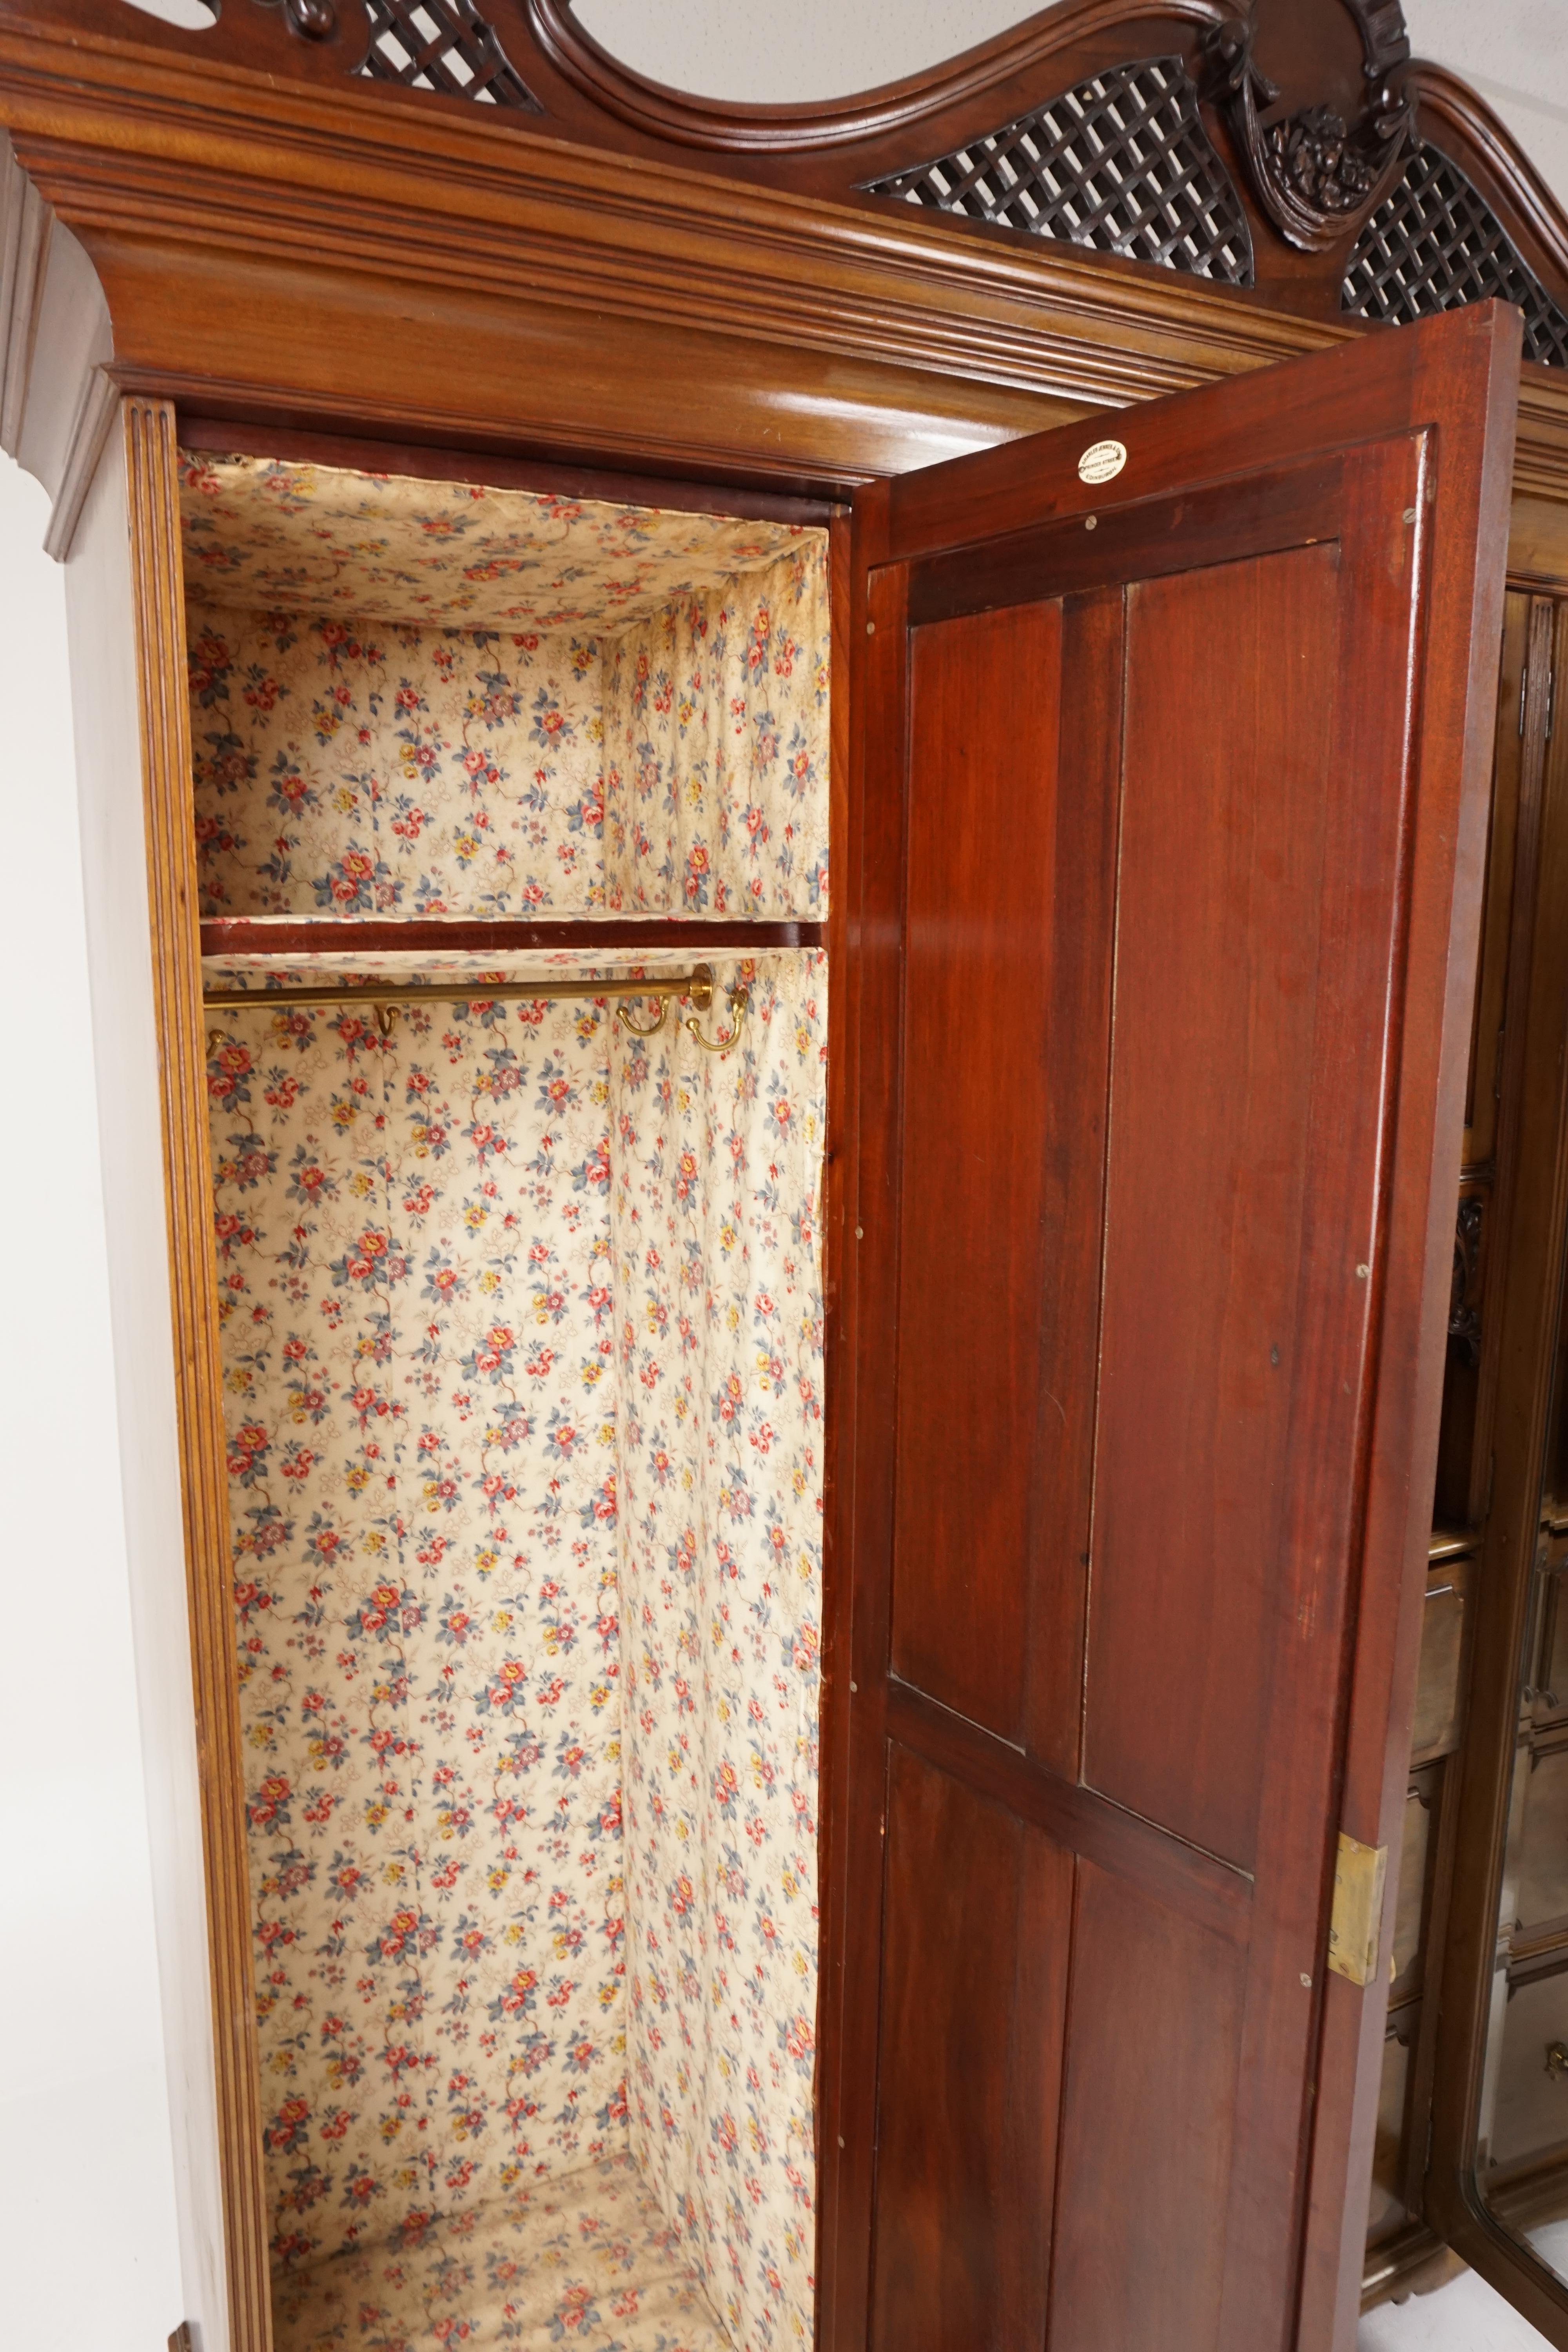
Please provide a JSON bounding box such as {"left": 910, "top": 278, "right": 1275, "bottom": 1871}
{"left": 611, "top": 955, "right": 827, "bottom": 2352}
{"left": 180, "top": 450, "right": 830, "bottom": 924}
{"left": 209, "top": 954, "right": 824, "bottom": 2352}
{"left": 212, "top": 990, "right": 629, "bottom": 2263}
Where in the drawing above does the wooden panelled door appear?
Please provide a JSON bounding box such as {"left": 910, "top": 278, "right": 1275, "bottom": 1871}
{"left": 819, "top": 304, "right": 1522, "bottom": 2352}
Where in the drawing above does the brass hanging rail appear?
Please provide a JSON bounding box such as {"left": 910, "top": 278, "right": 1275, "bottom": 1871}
{"left": 202, "top": 961, "right": 748, "bottom": 1056}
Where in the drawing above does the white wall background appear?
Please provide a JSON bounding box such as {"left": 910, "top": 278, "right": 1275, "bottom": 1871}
{"left": 4, "top": 5, "right": 1566, "bottom": 2348}
{"left": 0, "top": 454, "right": 185, "bottom": 2346}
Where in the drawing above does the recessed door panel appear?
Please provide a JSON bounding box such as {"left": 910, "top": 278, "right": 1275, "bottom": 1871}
{"left": 1084, "top": 543, "right": 1346, "bottom": 1870}
{"left": 1050, "top": 1859, "right": 1248, "bottom": 2352}
{"left": 891, "top": 592, "right": 1119, "bottom": 1760}
{"left": 869, "top": 1741, "right": 1072, "bottom": 2351}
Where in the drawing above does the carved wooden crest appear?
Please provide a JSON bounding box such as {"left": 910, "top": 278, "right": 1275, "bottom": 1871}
{"left": 1209, "top": 0, "right": 1414, "bottom": 252}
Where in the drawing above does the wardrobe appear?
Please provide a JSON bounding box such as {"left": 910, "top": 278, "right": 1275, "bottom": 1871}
{"left": 5, "top": 4, "right": 1568, "bottom": 2351}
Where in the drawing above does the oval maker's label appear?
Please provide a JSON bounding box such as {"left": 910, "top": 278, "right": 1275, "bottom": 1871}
{"left": 1077, "top": 438, "right": 1127, "bottom": 485}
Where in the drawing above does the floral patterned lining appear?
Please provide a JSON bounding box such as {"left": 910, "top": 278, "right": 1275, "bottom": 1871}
{"left": 180, "top": 452, "right": 829, "bottom": 924}
{"left": 214, "top": 994, "right": 630, "bottom": 2265}
{"left": 271, "top": 2149, "right": 729, "bottom": 2352}
{"left": 211, "top": 960, "right": 823, "bottom": 2352}
{"left": 611, "top": 958, "right": 825, "bottom": 2352}
{"left": 196, "top": 451, "right": 829, "bottom": 2351}
{"left": 179, "top": 452, "right": 811, "bottom": 634}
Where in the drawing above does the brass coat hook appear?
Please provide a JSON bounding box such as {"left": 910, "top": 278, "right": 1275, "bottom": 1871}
{"left": 613, "top": 964, "right": 748, "bottom": 1056}
{"left": 684, "top": 980, "right": 748, "bottom": 1056}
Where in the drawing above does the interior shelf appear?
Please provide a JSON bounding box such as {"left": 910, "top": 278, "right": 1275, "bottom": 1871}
{"left": 199, "top": 915, "right": 821, "bottom": 957}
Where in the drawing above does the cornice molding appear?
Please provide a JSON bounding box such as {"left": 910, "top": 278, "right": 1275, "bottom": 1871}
{"left": 44, "top": 354, "right": 116, "bottom": 557}
{"left": 0, "top": 24, "right": 1325, "bottom": 400}
{"left": 0, "top": 5, "right": 1563, "bottom": 524}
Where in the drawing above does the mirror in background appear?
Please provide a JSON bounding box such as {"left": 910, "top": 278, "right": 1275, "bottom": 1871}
{"left": 1477, "top": 1233, "right": 1568, "bottom": 2277}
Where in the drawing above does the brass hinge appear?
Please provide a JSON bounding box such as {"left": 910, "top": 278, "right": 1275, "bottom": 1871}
{"left": 1327, "top": 1831, "right": 1388, "bottom": 1988}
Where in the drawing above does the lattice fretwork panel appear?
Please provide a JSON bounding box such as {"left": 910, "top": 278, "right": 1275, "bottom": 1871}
{"left": 1343, "top": 141, "right": 1568, "bottom": 367}
{"left": 862, "top": 56, "right": 1254, "bottom": 286}
{"left": 360, "top": 0, "right": 540, "bottom": 107}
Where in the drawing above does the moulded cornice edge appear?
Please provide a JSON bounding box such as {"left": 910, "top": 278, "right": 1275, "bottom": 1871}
{"left": 0, "top": 20, "right": 1566, "bottom": 506}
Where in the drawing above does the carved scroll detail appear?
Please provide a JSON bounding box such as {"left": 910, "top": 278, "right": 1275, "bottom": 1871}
{"left": 251, "top": 0, "right": 337, "bottom": 38}
{"left": 1208, "top": 0, "right": 1413, "bottom": 254}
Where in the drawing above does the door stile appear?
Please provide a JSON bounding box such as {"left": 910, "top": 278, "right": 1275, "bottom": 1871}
{"left": 813, "top": 501, "right": 856, "bottom": 2345}
{"left": 1299, "top": 316, "right": 1523, "bottom": 2352}
{"left": 817, "top": 479, "right": 899, "bottom": 2352}
{"left": 126, "top": 392, "right": 274, "bottom": 2352}
{"left": 1215, "top": 434, "right": 1430, "bottom": 2352}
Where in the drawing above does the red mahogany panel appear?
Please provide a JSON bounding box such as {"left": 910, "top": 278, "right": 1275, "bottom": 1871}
{"left": 1083, "top": 541, "right": 1345, "bottom": 1872}
{"left": 826, "top": 309, "right": 1519, "bottom": 2352}
{"left": 869, "top": 1740, "right": 1071, "bottom": 2352}
{"left": 891, "top": 593, "right": 1116, "bottom": 1756}
{"left": 1049, "top": 1859, "right": 1249, "bottom": 2352}
{"left": 889, "top": 600, "right": 1062, "bottom": 1738}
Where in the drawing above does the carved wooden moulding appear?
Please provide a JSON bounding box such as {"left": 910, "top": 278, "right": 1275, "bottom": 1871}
{"left": 62, "top": 0, "right": 1567, "bottom": 360}
{"left": 1208, "top": 0, "right": 1413, "bottom": 255}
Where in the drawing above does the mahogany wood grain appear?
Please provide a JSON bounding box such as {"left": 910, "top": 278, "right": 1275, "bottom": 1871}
{"left": 811, "top": 503, "right": 855, "bottom": 2352}
{"left": 0, "top": 0, "right": 1546, "bottom": 2336}
{"left": 18, "top": 0, "right": 1568, "bottom": 337}
{"left": 1454, "top": 599, "right": 1557, "bottom": 1517}
{"left": 1216, "top": 436, "right": 1428, "bottom": 2345}
{"left": 1024, "top": 587, "right": 1123, "bottom": 1772}
{"left": 0, "top": 11, "right": 1363, "bottom": 508}
{"left": 892, "top": 599, "right": 1063, "bottom": 1736}
{"left": 1085, "top": 535, "right": 1343, "bottom": 1869}
{"left": 869, "top": 1742, "right": 1071, "bottom": 2351}
{"left": 882, "top": 312, "right": 1503, "bottom": 564}
{"left": 1051, "top": 1859, "right": 1249, "bottom": 2352}
{"left": 1298, "top": 310, "right": 1521, "bottom": 2352}
{"left": 889, "top": 589, "right": 1119, "bottom": 1764}
{"left": 886, "top": 1681, "right": 1250, "bottom": 1944}
{"left": 5, "top": 7, "right": 1568, "bottom": 519}
{"left": 1426, "top": 599, "right": 1568, "bottom": 2342}
{"left": 905, "top": 456, "right": 1347, "bottom": 624}
{"left": 1459, "top": 593, "right": 1528, "bottom": 1176}
{"left": 826, "top": 303, "right": 1520, "bottom": 2352}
